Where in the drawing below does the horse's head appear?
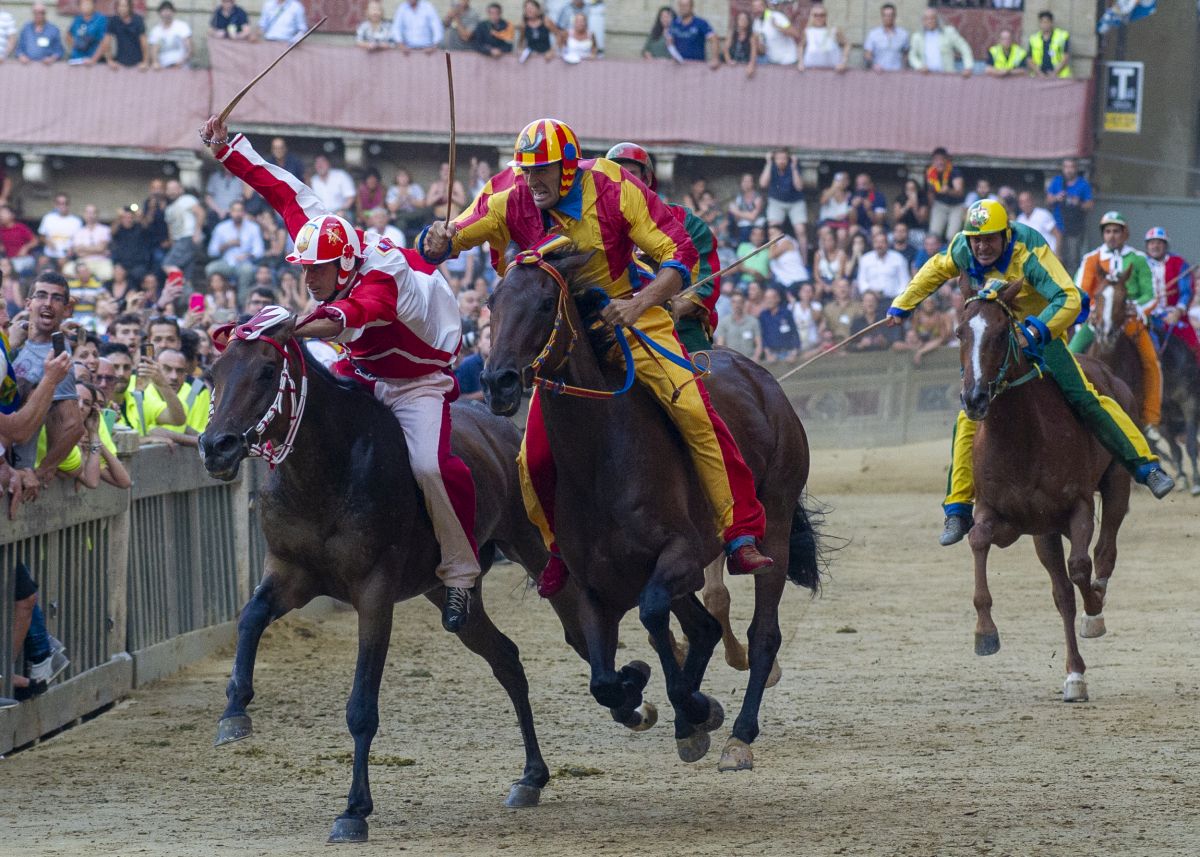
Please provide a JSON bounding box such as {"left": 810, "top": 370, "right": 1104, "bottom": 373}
{"left": 199, "top": 306, "right": 300, "bottom": 480}
{"left": 481, "top": 245, "right": 596, "bottom": 416}
{"left": 1091, "top": 268, "right": 1132, "bottom": 353}
{"left": 957, "top": 275, "right": 1025, "bottom": 421}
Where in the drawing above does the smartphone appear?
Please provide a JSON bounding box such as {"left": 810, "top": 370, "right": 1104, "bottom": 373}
{"left": 51, "top": 331, "right": 66, "bottom": 356}
{"left": 141, "top": 342, "right": 155, "bottom": 360}
{"left": 188, "top": 293, "right": 206, "bottom": 314}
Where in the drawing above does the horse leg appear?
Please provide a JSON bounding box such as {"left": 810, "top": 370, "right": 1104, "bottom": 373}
{"left": 1186, "top": 406, "right": 1200, "bottom": 495}
{"left": 215, "top": 567, "right": 301, "bottom": 746}
{"left": 646, "top": 625, "right": 688, "bottom": 670}
{"left": 701, "top": 556, "right": 749, "bottom": 671}
{"left": 1093, "top": 463, "right": 1131, "bottom": 607}
{"left": 328, "top": 586, "right": 393, "bottom": 844}
{"left": 719, "top": 568, "right": 786, "bottom": 773}
{"left": 968, "top": 520, "right": 1000, "bottom": 656}
{"left": 670, "top": 593, "right": 724, "bottom": 697}
{"left": 638, "top": 545, "right": 720, "bottom": 763}
{"left": 577, "top": 590, "right": 655, "bottom": 731}
{"left": 1065, "top": 501, "right": 1106, "bottom": 639}
{"left": 1032, "top": 534, "right": 1088, "bottom": 703}
{"left": 423, "top": 586, "right": 548, "bottom": 808}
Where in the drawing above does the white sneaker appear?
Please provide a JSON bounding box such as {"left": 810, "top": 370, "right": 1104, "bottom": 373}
{"left": 27, "top": 655, "right": 53, "bottom": 683}
{"left": 1145, "top": 424, "right": 1164, "bottom": 444}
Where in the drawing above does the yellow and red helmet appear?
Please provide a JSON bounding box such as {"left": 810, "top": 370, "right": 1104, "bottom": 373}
{"left": 605, "top": 142, "right": 657, "bottom": 192}
{"left": 509, "top": 118, "right": 582, "bottom": 198}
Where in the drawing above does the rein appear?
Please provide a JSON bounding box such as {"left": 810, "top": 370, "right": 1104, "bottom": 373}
{"left": 515, "top": 247, "right": 708, "bottom": 402}
{"left": 211, "top": 310, "right": 309, "bottom": 468}
{"left": 964, "top": 294, "right": 1046, "bottom": 402}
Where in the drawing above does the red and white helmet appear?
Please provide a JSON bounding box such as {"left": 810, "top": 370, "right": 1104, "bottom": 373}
{"left": 286, "top": 214, "right": 364, "bottom": 285}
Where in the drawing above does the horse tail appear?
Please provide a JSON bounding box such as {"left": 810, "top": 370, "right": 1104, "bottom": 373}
{"left": 787, "top": 494, "right": 827, "bottom": 593}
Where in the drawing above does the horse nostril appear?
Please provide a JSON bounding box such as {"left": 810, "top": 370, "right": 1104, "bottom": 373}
{"left": 213, "top": 433, "right": 242, "bottom": 456}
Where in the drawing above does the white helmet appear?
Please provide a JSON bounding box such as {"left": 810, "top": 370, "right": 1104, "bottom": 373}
{"left": 286, "top": 214, "right": 364, "bottom": 285}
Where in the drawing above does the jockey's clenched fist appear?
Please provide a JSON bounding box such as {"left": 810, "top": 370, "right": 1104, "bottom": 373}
{"left": 423, "top": 221, "right": 459, "bottom": 259}
{"left": 200, "top": 115, "right": 230, "bottom": 156}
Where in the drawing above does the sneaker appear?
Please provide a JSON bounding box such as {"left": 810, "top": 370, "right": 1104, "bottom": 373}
{"left": 726, "top": 540, "right": 774, "bottom": 576}
{"left": 1145, "top": 467, "right": 1175, "bottom": 499}
{"left": 0, "top": 696, "right": 19, "bottom": 710}
{"left": 48, "top": 648, "right": 70, "bottom": 683}
{"left": 1144, "top": 424, "right": 1164, "bottom": 445}
{"left": 536, "top": 554, "right": 569, "bottom": 599}
{"left": 939, "top": 514, "right": 971, "bottom": 546}
{"left": 26, "top": 655, "right": 53, "bottom": 684}
{"left": 441, "top": 586, "right": 473, "bottom": 633}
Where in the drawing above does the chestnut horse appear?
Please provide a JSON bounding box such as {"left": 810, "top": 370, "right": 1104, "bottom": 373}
{"left": 198, "top": 311, "right": 554, "bottom": 844}
{"left": 481, "top": 249, "right": 821, "bottom": 772}
{"left": 1089, "top": 277, "right": 1200, "bottom": 493}
{"left": 957, "top": 279, "right": 1131, "bottom": 702}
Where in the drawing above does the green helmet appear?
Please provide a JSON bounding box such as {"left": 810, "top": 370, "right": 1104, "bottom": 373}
{"left": 1099, "top": 210, "right": 1127, "bottom": 231}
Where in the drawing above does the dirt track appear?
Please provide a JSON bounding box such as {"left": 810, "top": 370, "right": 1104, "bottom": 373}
{"left": 3, "top": 440, "right": 1199, "bottom": 857}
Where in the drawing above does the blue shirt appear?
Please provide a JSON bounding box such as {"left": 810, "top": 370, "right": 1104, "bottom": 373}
{"left": 758, "top": 305, "right": 800, "bottom": 354}
{"left": 455, "top": 352, "right": 484, "bottom": 395}
{"left": 1045, "top": 174, "right": 1093, "bottom": 233}
{"left": 68, "top": 13, "right": 107, "bottom": 60}
{"left": 767, "top": 163, "right": 803, "bottom": 204}
{"left": 669, "top": 15, "right": 712, "bottom": 61}
{"left": 17, "top": 22, "right": 64, "bottom": 61}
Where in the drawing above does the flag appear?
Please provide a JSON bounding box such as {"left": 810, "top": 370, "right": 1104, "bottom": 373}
{"left": 1098, "top": 0, "right": 1157, "bottom": 34}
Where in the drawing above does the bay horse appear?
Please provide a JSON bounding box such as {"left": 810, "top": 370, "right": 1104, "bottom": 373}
{"left": 1089, "top": 277, "right": 1200, "bottom": 494}
{"left": 481, "top": 248, "right": 821, "bottom": 772}
{"left": 198, "top": 309, "right": 554, "bottom": 844}
{"left": 957, "top": 278, "right": 1132, "bottom": 702}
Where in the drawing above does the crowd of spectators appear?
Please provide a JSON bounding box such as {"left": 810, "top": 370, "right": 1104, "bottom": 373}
{"left": 0, "top": 0, "right": 1069, "bottom": 75}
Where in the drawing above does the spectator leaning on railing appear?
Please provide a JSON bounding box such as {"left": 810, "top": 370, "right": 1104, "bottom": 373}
{"left": 666, "top": 0, "right": 717, "bottom": 68}
{"left": 797, "top": 3, "right": 847, "bottom": 73}
{"left": 148, "top": 1, "right": 192, "bottom": 69}
{"left": 471, "top": 3, "right": 515, "bottom": 57}
{"left": 102, "top": 0, "right": 148, "bottom": 68}
{"left": 642, "top": 5, "right": 673, "bottom": 59}
{"left": 16, "top": 3, "right": 63, "bottom": 65}
{"left": 750, "top": 0, "right": 796, "bottom": 66}
{"left": 258, "top": 0, "right": 307, "bottom": 42}
{"left": 210, "top": 0, "right": 250, "bottom": 40}
{"left": 863, "top": 2, "right": 907, "bottom": 72}
{"left": 985, "top": 27, "right": 1025, "bottom": 77}
{"left": 66, "top": 0, "right": 107, "bottom": 65}
{"left": 0, "top": 4, "right": 16, "bottom": 61}
{"left": 1029, "top": 10, "right": 1070, "bottom": 78}
{"left": 722, "top": 10, "right": 756, "bottom": 77}
{"left": 908, "top": 8, "right": 971, "bottom": 77}
{"left": 517, "top": 0, "right": 555, "bottom": 63}
{"left": 393, "top": 0, "right": 444, "bottom": 53}
{"left": 356, "top": 0, "right": 393, "bottom": 49}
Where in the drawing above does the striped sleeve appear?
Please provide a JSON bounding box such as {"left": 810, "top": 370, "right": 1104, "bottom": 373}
{"left": 1022, "top": 243, "right": 1081, "bottom": 339}
{"left": 889, "top": 236, "right": 963, "bottom": 317}
{"left": 620, "top": 178, "right": 697, "bottom": 289}
{"left": 216, "top": 134, "right": 326, "bottom": 239}
{"left": 440, "top": 176, "right": 514, "bottom": 269}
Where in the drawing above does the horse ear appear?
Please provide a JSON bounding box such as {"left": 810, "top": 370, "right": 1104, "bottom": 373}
{"left": 957, "top": 272, "right": 978, "bottom": 300}
{"left": 999, "top": 278, "right": 1025, "bottom": 307}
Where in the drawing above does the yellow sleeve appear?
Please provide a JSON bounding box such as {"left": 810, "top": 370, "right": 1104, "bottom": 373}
{"left": 619, "top": 178, "right": 699, "bottom": 283}
{"left": 450, "top": 187, "right": 512, "bottom": 263}
{"left": 889, "top": 243, "right": 963, "bottom": 316}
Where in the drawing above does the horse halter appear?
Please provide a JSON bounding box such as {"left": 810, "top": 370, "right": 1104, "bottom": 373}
{"left": 963, "top": 293, "right": 1045, "bottom": 402}
{"left": 211, "top": 307, "right": 309, "bottom": 468}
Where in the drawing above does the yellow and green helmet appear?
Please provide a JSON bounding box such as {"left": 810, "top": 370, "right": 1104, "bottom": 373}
{"left": 963, "top": 199, "right": 1010, "bottom": 236}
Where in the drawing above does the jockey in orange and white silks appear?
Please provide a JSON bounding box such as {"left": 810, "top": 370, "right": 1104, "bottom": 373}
{"left": 418, "top": 117, "right": 771, "bottom": 598}
{"left": 200, "top": 114, "right": 478, "bottom": 632}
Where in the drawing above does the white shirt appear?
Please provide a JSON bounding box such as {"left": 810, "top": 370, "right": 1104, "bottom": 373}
{"left": 0, "top": 12, "right": 17, "bottom": 59}
{"left": 165, "top": 193, "right": 201, "bottom": 241}
{"left": 149, "top": 19, "right": 191, "bottom": 67}
{"left": 753, "top": 10, "right": 796, "bottom": 65}
{"left": 258, "top": 0, "right": 307, "bottom": 42}
{"left": 310, "top": 168, "right": 356, "bottom": 213}
{"left": 71, "top": 222, "right": 112, "bottom": 257}
{"left": 802, "top": 25, "right": 840, "bottom": 68}
{"left": 863, "top": 25, "right": 908, "bottom": 71}
{"left": 769, "top": 237, "right": 809, "bottom": 286}
{"left": 391, "top": 0, "right": 443, "bottom": 48}
{"left": 857, "top": 249, "right": 910, "bottom": 299}
{"left": 37, "top": 211, "right": 83, "bottom": 259}
{"left": 207, "top": 217, "right": 265, "bottom": 265}
{"left": 922, "top": 30, "right": 943, "bottom": 72}
{"left": 1017, "top": 207, "right": 1059, "bottom": 254}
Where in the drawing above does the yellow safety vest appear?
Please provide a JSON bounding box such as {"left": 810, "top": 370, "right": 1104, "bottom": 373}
{"left": 988, "top": 43, "right": 1027, "bottom": 70}
{"left": 1028, "top": 28, "right": 1071, "bottom": 78}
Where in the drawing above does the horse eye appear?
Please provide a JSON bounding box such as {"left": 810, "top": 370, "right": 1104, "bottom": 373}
{"left": 539, "top": 297, "right": 555, "bottom": 313}
{"left": 258, "top": 365, "right": 276, "bottom": 382}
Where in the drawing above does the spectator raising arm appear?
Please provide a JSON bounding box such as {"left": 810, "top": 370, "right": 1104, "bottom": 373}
{"left": 0, "top": 350, "right": 72, "bottom": 446}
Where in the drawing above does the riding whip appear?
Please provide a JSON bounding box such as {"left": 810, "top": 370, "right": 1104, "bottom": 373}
{"left": 678, "top": 235, "right": 783, "bottom": 300}
{"left": 444, "top": 52, "right": 457, "bottom": 225}
{"left": 775, "top": 318, "right": 890, "bottom": 382}
{"left": 216, "top": 17, "right": 327, "bottom": 125}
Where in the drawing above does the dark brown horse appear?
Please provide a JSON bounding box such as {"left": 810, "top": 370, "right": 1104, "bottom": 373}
{"left": 1089, "top": 277, "right": 1200, "bottom": 493}
{"left": 957, "top": 279, "right": 1131, "bottom": 702}
{"left": 480, "top": 249, "right": 820, "bottom": 772}
{"left": 198, "top": 312, "right": 553, "bottom": 843}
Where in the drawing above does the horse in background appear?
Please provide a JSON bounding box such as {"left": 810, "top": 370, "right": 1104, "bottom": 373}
{"left": 198, "top": 311, "right": 553, "bottom": 844}
{"left": 956, "top": 278, "right": 1131, "bottom": 703}
{"left": 482, "top": 248, "right": 821, "bottom": 772}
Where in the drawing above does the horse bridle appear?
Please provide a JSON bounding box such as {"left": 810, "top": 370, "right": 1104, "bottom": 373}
{"left": 963, "top": 294, "right": 1045, "bottom": 402}
{"left": 210, "top": 314, "right": 309, "bottom": 468}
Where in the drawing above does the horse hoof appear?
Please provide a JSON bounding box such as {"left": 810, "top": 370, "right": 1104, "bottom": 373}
{"left": 676, "top": 729, "right": 712, "bottom": 763}
{"left": 624, "top": 660, "right": 652, "bottom": 691}
{"left": 974, "top": 631, "right": 1001, "bottom": 656}
{"left": 1191, "top": 483, "right": 1200, "bottom": 497}
{"left": 327, "top": 817, "right": 368, "bottom": 843}
{"left": 629, "top": 702, "right": 657, "bottom": 732}
{"left": 214, "top": 715, "right": 253, "bottom": 747}
{"left": 1063, "top": 672, "right": 1089, "bottom": 703}
{"left": 717, "top": 738, "right": 754, "bottom": 772}
{"left": 505, "top": 783, "right": 542, "bottom": 809}
{"left": 1079, "top": 613, "right": 1106, "bottom": 638}
{"left": 765, "top": 659, "right": 783, "bottom": 689}
{"left": 724, "top": 646, "right": 749, "bottom": 672}
{"left": 699, "top": 695, "right": 725, "bottom": 732}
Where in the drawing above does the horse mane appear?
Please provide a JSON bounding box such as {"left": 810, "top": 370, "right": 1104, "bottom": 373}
{"left": 538, "top": 246, "right": 621, "bottom": 361}
{"left": 297, "top": 341, "right": 400, "bottom": 427}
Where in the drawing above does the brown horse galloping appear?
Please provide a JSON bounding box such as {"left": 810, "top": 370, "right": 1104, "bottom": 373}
{"left": 481, "top": 249, "right": 821, "bottom": 772}
{"left": 198, "top": 312, "right": 553, "bottom": 844}
{"left": 957, "top": 279, "right": 1131, "bottom": 702}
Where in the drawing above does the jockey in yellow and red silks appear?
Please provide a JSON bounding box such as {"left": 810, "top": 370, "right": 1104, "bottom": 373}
{"left": 418, "top": 118, "right": 771, "bottom": 597}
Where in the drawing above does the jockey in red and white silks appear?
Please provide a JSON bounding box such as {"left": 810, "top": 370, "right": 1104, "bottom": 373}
{"left": 204, "top": 117, "right": 478, "bottom": 630}
{"left": 1144, "top": 226, "right": 1200, "bottom": 365}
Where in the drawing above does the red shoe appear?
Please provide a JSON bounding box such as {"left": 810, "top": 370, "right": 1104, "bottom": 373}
{"left": 727, "top": 543, "right": 775, "bottom": 576}
{"left": 537, "top": 554, "right": 569, "bottom": 598}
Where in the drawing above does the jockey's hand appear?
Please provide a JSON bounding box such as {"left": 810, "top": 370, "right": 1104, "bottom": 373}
{"left": 671, "top": 297, "right": 707, "bottom": 324}
{"left": 1167, "top": 306, "right": 1184, "bottom": 325}
{"left": 885, "top": 313, "right": 904, "bottom": 327}
{"left": 200, "top": 114, "right": 230, "bottom": 155}
{"left": 601, "top": 296, "right": 646, "bottom": 329}
{"left": 1015, "top": 328, "right": 1030, "bottom": 349}
{"left": 423, "top": 221, "right": 458, "bottom": 259}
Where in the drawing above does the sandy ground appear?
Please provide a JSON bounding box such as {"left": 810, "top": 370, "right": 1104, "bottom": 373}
{"left": 3, "top": 440, "right": 1200, "bottom": 857}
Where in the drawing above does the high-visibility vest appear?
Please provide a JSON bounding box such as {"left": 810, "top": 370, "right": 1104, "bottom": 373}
{"left": 988, "top": 43, "right": 1027, "bottom": 70}
{"left": 1028, "top": 28, "right": 1071, "bottom": 77}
